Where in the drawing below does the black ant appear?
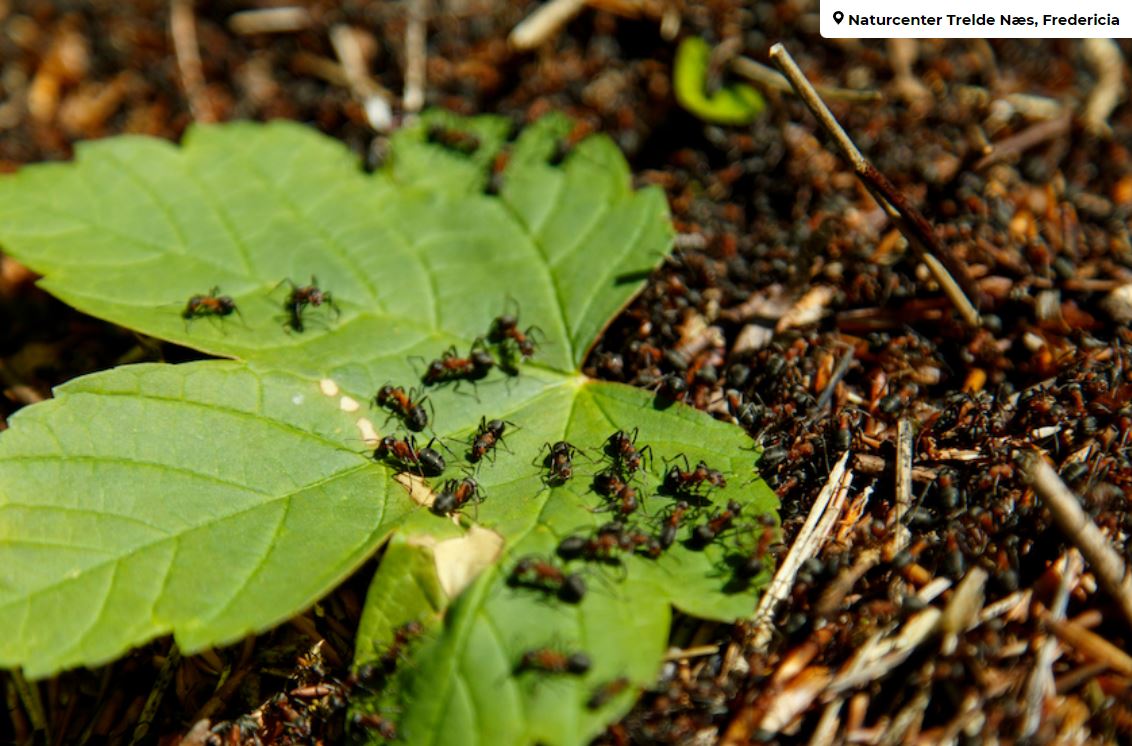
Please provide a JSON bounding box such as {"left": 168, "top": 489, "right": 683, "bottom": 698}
{"left": 420, "top": 338, "right": 494, "bottom": 389}
{"left": 619, "top": 525, "right": 663, "bottom": 558}
{"left": 592, "top": 467, "right": 628, "bottom": 497}
{"left": 691, "top": 500, "right": 743, "bottom": 547}
{"left": 431, "top": 477, "right": 481, "bottom": 516}
{"left": 663, "top": 455, "right": 726, "bottom": 495}
{"left": 279, "top": 276, "right": 338, "bottom": 332}
{"left": 488, "top": 307, "right": 541, "bottom": 372}
{"left": 374, "top": 384, "right": 431, "bottom": 432}
{"left": 729, "top": 517, "right": 777, "bottom": 582}
{"left": 349, "top": 713, "right": 398, "bottom": 740}
{"left": 658, "top": 500, "right": 691, "bottom": 549}
{"left": 508, "top": 555, "right": 587, "bottom": 603}
{"left": 515, "top": 648, "right": 591, "bottom": 676}
{"left": 351, "top": 620, "right": 424, "bottom": 691}
{"left": 587, "top": 677, "right": 631, "bottom": 710}
{"left": 589, "top": 468, "right": 641, "bottom": 516}
{"left": 557, "top": 522, "right": 626, "bottom": 564}
{"left": 540, "top": 440, "right": 581, "bottom": 484}
{"left": 373, "top": 435, "right": 446, "bottom": 476}
{"left": 468, "top": 417, "right": 514, "bottom": 463}
{"left": 604, "top": 428, "right": 652, "bottom": 474}
{"left": 181, "top": 287, "right": 238, "bottom": 322}
{"left": 650, "top": 372, "right": 688, "bottom": 404}
{"left": 426, "top": 125, "right": 480, "bottom": 155}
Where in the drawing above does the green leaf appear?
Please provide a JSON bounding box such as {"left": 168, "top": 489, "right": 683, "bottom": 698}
{"left": 0, "top": 362, "right": 411, "bottom": 677}
{"left": 0, "top": 113, "right": 777, "bottom": 742}
{"left": 356, "top": 382, "right": 775, "bottom": 746}
{"left": 674, "top": 37, "right": 765, "bottom": 125}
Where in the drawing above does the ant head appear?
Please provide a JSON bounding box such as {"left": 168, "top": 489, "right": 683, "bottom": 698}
{"left": 489, "top": 314, "right": 517, "bottom": 340}
{"left": 566, "top": 652, "right": 592, "bottom": 674}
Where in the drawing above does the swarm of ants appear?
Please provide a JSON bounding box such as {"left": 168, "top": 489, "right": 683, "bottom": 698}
{"left": 305, "top": 298, "right": 767, "bottom": 741}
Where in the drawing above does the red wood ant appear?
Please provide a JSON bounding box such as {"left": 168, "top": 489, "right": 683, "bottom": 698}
{"left": 592, "top": 467, "right": 628, "bottom": 497}
{"left": 279, "top": 276, "right": 338, "bottom": 333}
{"left": 373, "top": 435, "right": 446, "bottom": 476}
{"left": 508, "top": 555, "right": 586, "bottom": 603}
{"left": 619, "top": 525, "right": 663, "bottom": 558}
{"left": 426, "top": 124, "right": 480, "bottom": 155}
{"left": 731, "top": 518, "right": 777, "bottom": 582}
{"left": 374, "top": 384, "right": 431, "bottom": 432}
{"left": 658, "top": 500, "right": 691, "bottom": 549}
{"left": 349, "top": 713, "right": 397, "bottom": 740}
{"left": 651, "top": 372, "right": 688, "bottom": 403}
{"left": 515, "top": 648, "right": 591, "bottom": 675}
{"left": 663, "top": 455, "right": 726, "bottom": 495}
{"left": 557, "top": 522, "right": 626, "bottom": 564}
{"left": 420, "top": 338, "right": 494, "bottom": 388}
{"left": 351, "top": 620, "right": 424, "bottom": 691}
{"left": 590, "top": 467, "right": 641, "bottom": 515}
{"left": 431, "top": 477, "right": 481, "bottom": 516}
{"left": 468, "top": 417, "right": 514, "bottom": 463}
{"left": 488, "top": 309, "right": 541, "bottom": 372}
{"left": 604, "top": 428, "right": 652, "bottom": 474}
{"left": 691, "top": 500, "right": 743, "bottom": 547}
{"left": 540, "top": 440, "right": 580, "bottom": 484}
{"left": 181, "top": 287, "right": 238, "bottom": 322}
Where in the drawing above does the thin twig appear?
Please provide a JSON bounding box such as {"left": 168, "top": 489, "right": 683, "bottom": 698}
{"left": 509, "top": 0, "right": 586, "bottom": 51}
{"left": 228, "top": 7, "right": 312, "bottom": 35}
{"left": 129, "top": 645, "right": 182, "bottom": 746}
{"left": 808, "top": 699, "right": 843, "bottom": 746}
{"left": 811, "top": 344, "right": 854, "bottom": 415}
{"left": 1022, "top": 451, "right": 1132, "bottom": 630}
{"left": 1082, "top": 38, "right": 1126, "bottom": 136}
{"left": 1020, "top": 551, "right": 1080, "bottom": 738}
{"left": 768, "top": 43, "right": 981, "bottom": 328}
{"left": 826, "top": 607, "right": 941, "bottom": 693}
{"left": 939, "top": 567, "right": 987, "bottom": 655}
{"left": 1046, "top": 616, "right": 1132, "bottom": 676}
{"left": 9, "top": 669, "right": 46, "bottom": 740}
{"left": 329, "top": 25, "right": 395, "bottom": 132}
{"left": 973, "top": 112, "right": 1072, "bottom": 170}
{"left": 170, "top": 0, "right": 215, "bottom": 122}
{"left": 886, "top": 418, "right": 914, "bottom": 557}
{"left": 403, "top": 0, "right": 428, "bottom": 113}
{"left": 750, "top": 451, "right": 852, "bottom": 651}
{"left": 815, "top": 548, "right": 879, "bottom": 619}
{"left": 731, "top": 56, "right": 881, "bottom": 103}
{"left": 853, "top": 453, "right": 938, "bottom": 482}
{"left": 664, "top": 644, "right": 720, "bottom": 661}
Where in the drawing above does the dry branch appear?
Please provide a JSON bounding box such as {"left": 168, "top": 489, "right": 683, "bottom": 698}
{"left": 329, "top": 25, "right": 394, "bottom": 132}
{"left": 749, "top": 451, "right": 852, "bottom": 651}
{"left": 1022, "top": 451, "right": 1132, "bottom": 630}
{"left": 170, "top": 0, "right": 215, "bottom": 122}
{"left": 885, "top": 418, "right": 914, "bottom": 557}
{"left": 403, "top": 0, "right": 428, "bottom": 113}
{"left": 228, "top": 7, "right": 312, "bottom": 35}
{"left": 767, "top": 43, "right": 981, "bottom": 328}
{"left": 509, "top": 0, "right": 586, "bottom": 51}
{"left": 730, "top": 56, "right": 881, "bottom": 103}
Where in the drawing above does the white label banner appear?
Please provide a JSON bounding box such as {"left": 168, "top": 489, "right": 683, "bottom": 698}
{"left": 820, "top": 1, "right": 1130, "bottom": 37}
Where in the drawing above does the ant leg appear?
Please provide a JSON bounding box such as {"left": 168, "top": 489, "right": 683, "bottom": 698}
{"left": 271, "top": 277, "right": 296, "bottom": 294}
{"left": 450, "top": 380, "right": 482, "bottom": 403}
{"left": 428, "top": 436, "right": 458, "bottom": 458}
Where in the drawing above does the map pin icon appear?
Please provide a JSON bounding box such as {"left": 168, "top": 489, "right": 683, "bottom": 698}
{"left": 833, "top": 10, "right": 844, "bottom": 23}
